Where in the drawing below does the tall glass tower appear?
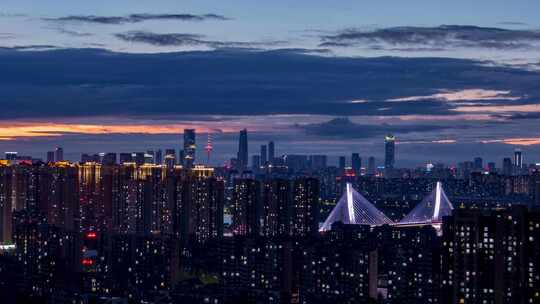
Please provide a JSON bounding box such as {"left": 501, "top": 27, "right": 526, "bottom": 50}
{"left": 183, "top": 129, "right": 196, "bottom": 169}
{"left": 237, "top": 129, "right": 248, "bottom": 171}
{"left": 384, "top": 135, "right": 396, "bottom": 170}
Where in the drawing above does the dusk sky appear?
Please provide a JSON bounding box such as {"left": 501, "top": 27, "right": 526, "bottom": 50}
{"left": 1, "top": 1, "right": 540, "bottom": 167}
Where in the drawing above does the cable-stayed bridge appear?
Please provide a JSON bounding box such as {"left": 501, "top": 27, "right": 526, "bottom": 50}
{"left": 320, "top": 182, "right": 453, "bottom": 232}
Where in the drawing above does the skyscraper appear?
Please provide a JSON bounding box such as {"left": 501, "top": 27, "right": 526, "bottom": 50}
{"left": 183, "top": 129, "right": 196, "bottom": 169}
{"left": 368, "top": 156, "right": 376, "bottom": 176}
{"left": 46, "top": 151, "right": 55, "bottom": 163}
{"left": 514, "top": 149, "right": 523, "bottom": 169}
{"left": 237, "top": 129, "right": 248, "bottom": 171}
{"left": 268, "top": 141, "right": 275, "bottom": 165}
{"left": 339, "top": 156, "right": 346, "bottom": 172}
{"left": 351, "top": 153, "right": 361, "bottom": 175}
{"left": 55, "top": 146, "right": 64, "bottom": 162}
{"left": 260, "top": 145, "right": 267, "bottom": 165}
{"left": 503, "top": 157, "right": 513, "bottom": 175}
{"left": 473, "top": 157, "right": 483, "bottom": 171}
{"left": 384, "top": 135, "right": 395, "bottom": 169}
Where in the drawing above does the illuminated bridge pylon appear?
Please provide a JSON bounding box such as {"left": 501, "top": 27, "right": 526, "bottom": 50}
{"left": 397, "top": 181, "right": 453, "bottom": 228}
{"left": 320, "top": 183, "right": 394, "bottom": 232}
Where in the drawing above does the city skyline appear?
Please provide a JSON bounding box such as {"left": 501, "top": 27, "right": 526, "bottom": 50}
{"left": 1, "top": 2, "right": 540, "bottom": 164}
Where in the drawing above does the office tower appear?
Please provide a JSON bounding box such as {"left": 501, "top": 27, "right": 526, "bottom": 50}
{"left": 310, "top": 155, "right": 327, "bottom": 170}
{"left": 260, "top": 145, "right": 267, "bottom": 165}
{"left": 285, "top": 155, "right": 309, "bottom": 172}
{"left": 514, "top": 149, "right": 523, "bottom": 169}
{"left": 352, "top": 153, "right": 361, "bottom": 175}
{"left": 54, "top": 146, "right": 64, "bottom": 162}
{"left": 5, "top": 152, "right": 17, "bottom": 161}
{"left": 503, "top": 157, "right": 513, "bottom": 175}
{"left": 232, "top": 179, "right": 261, "bottom": 236}
{"left": 155, "top": 149, "right": 163, "bottom": 165}
{"left": 119, "top": 153, "right": 133, "bottom": 164}
{"left": 0, "top": 166, "right": 12, "bottom": 242}
{"left": 268, "top": 141, "right": 275, "bottom": 165}
{"left": 487, "top": 162, "right": 496, "bottom": 173}
{"left": 164, "top": 149, "right": 176, "bottom": 168}
{"left": 262, "top": 179, "right": 291, "bottom": 237}
{"left": 132, "top": 152, "right": 145, "bottom": 165}
{"left": 100, "top": 153, "right": 116, "bottom": 165}
{"left": 291, "top": 177, "right": 319, "bottom": 237}
{"left": 183, "top": 129, "right": 196, "bottom": 169}
{"left": 368, "top": 156, "right": 376, "bottom": 176}
{"left": 385, "top": 135, "right": 396, "bottom": 169}
{"left": 339, "top": 156, "right": 346, "bottom": 171}
{"left": 237, "top": 129, "right": 248, "bottom": 171}
{"left": 251, "top": 155, "right": 260, "bottom": 171}
{"left": 473, "top": 157, "right": 483, "bottom": 171}
{"left": 46, "top": 151, "right": 55, "bottom": 163}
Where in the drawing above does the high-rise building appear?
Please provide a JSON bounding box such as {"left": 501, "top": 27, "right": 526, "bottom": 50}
{"left": 46, "top": 151, "right": 55, "bottom": 163}
{"left": 310, "top": 155, "right": 327, "bottom": 170}
{"left": 487, "top": 162, "right": 496, "bottom": 173}
{"left": 175, "top": 176, "right": 224, "bottom": 243}
{"left": 237, "top": 129, "right": 248, "bottom": 171}
{"left": 384, "top": 135, "right": 395, "bottom": 170}
{"left": 260, "top": 145, "right": 267, "bottom": 165}
{"left": 261, "top": 179, "right": 291, "bottom": 237}
{"left": 54, "top": 146, "right": 64, "bottom": 162}
{"left": 503, "top": 157, "right": 513, "bottom": 175}
{"left": 441, "top": 206, "right": 538, "bottom": 304}
{"left": 164, "top": 149, "right": 176, "bottom": 168}
{"left": 514, "top": 149, "right": 523, "bottom": 170}
{"left": 183, "top": 129, "right": 196, "bottom": 169}
{"left": 291, "top": 177, "right": 319, "bottom": 237}
{"left": 232, "top": 179, "right": 261, "bottom": 236}
{"left": 352, "top": 153, "right": 361, "bottom": 175}
{"left": 119, "top": 153, "right": 133, "bottom": 164}
{"left": 155, "top": 149, "right": 163, "bottom": 165}
{"left": 0, "top": 166, "right": 12, "bottom": 243}
{"left": 268, "top": 141, "right": 275, "bottom": 165}
{"left": 368, "top": 156, "right": 376, "bottom": 176}
{"left": 473, "top": 157, "right": 483, "bottom": 171}
{"left": 251, "top": 155, "right": 260, "bottom": 171}
{"left": 339, "top": 156, "right": 346, "bottom": 172}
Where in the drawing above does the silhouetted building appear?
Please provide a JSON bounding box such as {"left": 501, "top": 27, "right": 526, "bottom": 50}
{"left": 260, "top": 145, "right": 267, "bottom": 166}
{"left": 352, "top": 153, "right": 361, "bottom": 175}
{"left": 183, "top": 129, "right": 196, "bottom": 169}
{"left": 55, "top": 147, "right": 64, "bottom": 162}
{"left": 237, "top": 129, "right": 248, "bottom": 171}
{"left": 385, "top": 135, "right": 396, "bottom": 170}
{"left": 268, "top": 141, "right": 275, "bottom": 165}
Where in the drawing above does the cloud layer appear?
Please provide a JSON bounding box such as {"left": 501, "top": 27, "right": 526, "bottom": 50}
{"left": 45, "top": 13, "right": 229, "bottom": 24}
{"left": 320, "top": 25, "right": 540, "bottom": 50}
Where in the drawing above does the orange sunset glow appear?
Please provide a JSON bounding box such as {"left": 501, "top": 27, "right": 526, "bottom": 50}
{"left": 0, "top": 122, "right": 241, "bottom": 141}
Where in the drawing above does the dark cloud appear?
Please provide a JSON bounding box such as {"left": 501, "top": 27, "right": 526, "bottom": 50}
{"left": 320, "top": 25, "right": 540, "bottom": 50}
{"left": 115, "top": 31, "right": 286, "bottom": 48}
{"left": 298, "top": 117, "right": 455, "bottom": 139}
{"left": 498, "top": 22, "right": 529, "bottom": 26}
{"left": 0, "top": 45, "right": 58, "bottom": 51}
{"left": 0, "top": 48, "right": 539, "bottom": 119}
{"left": 115, "top": 32, "right": 206, "bottom": 46}
{"left": 44, "top": 13, "right": 229, "bottom": 24}
{"left": 498, "top": 112, "right": 540, "bottom": 120}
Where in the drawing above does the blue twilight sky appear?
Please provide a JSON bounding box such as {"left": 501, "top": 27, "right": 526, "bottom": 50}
{"left": 1, "top": 1, "right": 540, "bottom": 166}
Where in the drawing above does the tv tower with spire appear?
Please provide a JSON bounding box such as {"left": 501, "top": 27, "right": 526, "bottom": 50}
{"left": 205, "top": 133, "right": 213, "bottom": 164}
